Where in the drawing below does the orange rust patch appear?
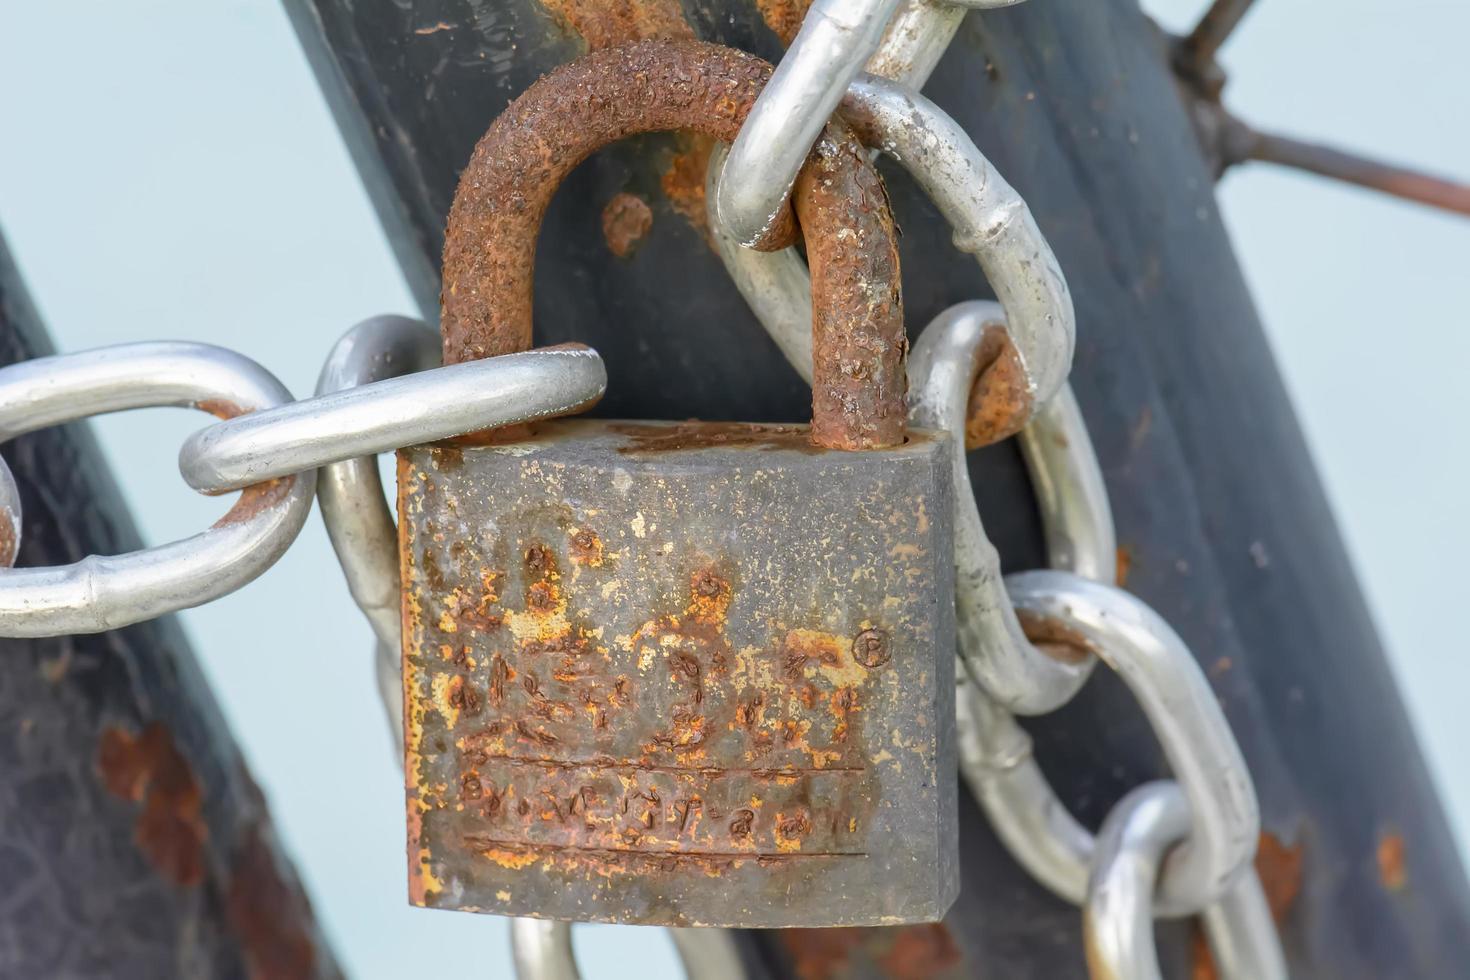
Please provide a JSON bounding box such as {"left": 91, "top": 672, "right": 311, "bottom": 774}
{"left": 779, "top": 923, "right": 963, "bottom": 980}
{"left": 226, "top": 829, "right": 316, "bottom": 980}
{"left": 687, "top": 566, "right": 733, "bottom": 624}
{"left": 1193, "top": 829, "right": 1301, "bottom": 979}
{"left": 97, "top": 722, "right": 207, "bottom": 887}
{"left": 660, "top": 134, "right": 716, "bottom": 244}
{"left": 1378, "top": 829, "right": 1408, "bottom": 891}
{"left": 1016, "top": 608, "right": 1096, "bottom": 664}
{"left": 877, "top": 923, "right": 963, "bottom": 980}
{"left": 1256, "top": 830, "right": 1304, "bottom": 921}
{"left": 756, "top": 0, "right": 814, "bottom": 46}
{"left": 611, "top": 420, "right": 822, "bottom": 454}
{"left": 1115, "top": 544, "right": 1133, "bottom": 587}
{"left": 213, "top": 476, "right": 294, "bottom": 525}
{"left": 537, "top": 0, "right": 692, "bottom": 50}
{"left": 964, "top": 325, "right": 1033, "bottom": 448}
{"left": 195, "top": 398, "right": 248, "bottom": 421}
{"left": 601, "top": 192, "right": 653, "bottom": 257}
{"left": 569, "top": 527, "right": 604, "bottom": 566}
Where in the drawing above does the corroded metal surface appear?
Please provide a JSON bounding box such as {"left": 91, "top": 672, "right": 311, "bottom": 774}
{"left": 398, "top": 419, "right": 956, "bottom": 927}
{"left": 439, "top": 38, "right": 906, "bottom": 450}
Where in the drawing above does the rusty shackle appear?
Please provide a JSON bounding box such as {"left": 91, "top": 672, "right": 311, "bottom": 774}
{"left": 439, "top": 39, "right": 907, "bottom": 450}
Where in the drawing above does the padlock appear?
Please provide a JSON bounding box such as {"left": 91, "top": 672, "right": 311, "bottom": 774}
{"left": 398, "top": 39, "right": 957, "bottom": 928}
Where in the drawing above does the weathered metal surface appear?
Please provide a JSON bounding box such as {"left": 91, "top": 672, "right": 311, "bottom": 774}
{"left": 440, "top": 38, "right": 906, "bottom": 450}
{"left": 0, "top": 231, "right": 339, "bottom": 978}
{"left": 290, "top": 0, "right": 1470, "bottom": 974}
{"left": 397, "top": 419, "right": 956, "bottom": 927}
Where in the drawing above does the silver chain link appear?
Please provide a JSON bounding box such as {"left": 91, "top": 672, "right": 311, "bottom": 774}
{"left": 0, "top": 4, "right": 1287, "bottom": 977}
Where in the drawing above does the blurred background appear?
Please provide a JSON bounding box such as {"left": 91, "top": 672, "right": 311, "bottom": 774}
{"left": 0, "top": 1, "right": 1465, "bottom": 976}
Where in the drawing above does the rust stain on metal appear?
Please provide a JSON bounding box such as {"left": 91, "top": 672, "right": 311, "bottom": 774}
{"left": 397, "top": 422, "right": 955, "bottom": 924}
{"left": 439, "top": 39, "right": 906, "bottom": 449}
{"left": 97, "top": 722, "right": 208, "bottom": 887}
{"left": 537, "top": 0, "right": 693, "bottom": 51}
{"left": 570, "top": 527, "right": 605, "bottom": 566}
{"left": 1193, "top": 829, "right": 1301, "bottom": 979}
{"left": 1256, "top": 830, "right": 1304, "bottom": 920}
{"left": 610, "top": 420, "right": 823, "bottom": 454}
{"left": 226, "top": 829, "right": 317, "bottom": 980}
{"left": 195, "top": 398, "right": 248, "bottom": 421}
{"left": 601, "top": 192, "right": 654, "bottom": 257}
{"left": 213, "top": 476, "right": 295, "bottom": 527}
{"left": 1115, "top": 544, "right": 1133, "bottom": 587}
{"left": 778, "top": 923, "right": 964, "bottom": 980}
{"left": 878, "top": 923, "right": 964, "bottom": 979}
{"left": 960, "top": 323, "right": 1033, "bottom": 449}
{"left": 660, "top": 134, "right": 716, "bottom": 243}
{"left": 1016, "top": 608, "right": 1096, "bottom": 664}
{"left": 1378, "top": 828, "right": 1408, "bottom": 891}
{"left": 756, "top": 0, "right": 815, "bottom": 46}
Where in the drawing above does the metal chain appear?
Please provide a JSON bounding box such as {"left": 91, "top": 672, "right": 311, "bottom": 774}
{"left": 0, "top": 4, "right": 1291, "bottom": 977}
{"left": 706, "top": 2, "right": 1289, "bottom": 976}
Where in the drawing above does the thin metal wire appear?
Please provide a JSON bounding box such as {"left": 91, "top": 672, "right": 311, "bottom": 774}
{"left": 1225, "top": 118, "right": 1470, "bottom": 218}
{"left": 1181, "top": 0, "right": 1258, "bottom": 66}
{"left": 0, "top": 342, "right": 315, "bottom": 636}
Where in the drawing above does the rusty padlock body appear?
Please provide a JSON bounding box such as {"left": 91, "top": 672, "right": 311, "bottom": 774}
{"left": 400, "top": 39, "right": 957, "bottom": 928}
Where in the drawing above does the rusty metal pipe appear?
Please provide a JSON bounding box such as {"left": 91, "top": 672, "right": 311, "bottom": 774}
{"left": 440, "top": 39, "right": 907, "bottom": 450}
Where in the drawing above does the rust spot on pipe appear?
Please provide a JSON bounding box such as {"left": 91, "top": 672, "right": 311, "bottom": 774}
{"left": 601, "top": 192, "right": 654, "bottom": 257}
{"left": 227, "top": 829, "right": 317, "bottom": 980}
{"left": 755, "top": 0, "right": 815, "bottom": 46}
{"left": 538, "top": 0, "right": 692, "bottom": 51}
{"left": 1115, "top": 544, "right": 1133, "bottom": 587}
{"left": 661, "top": 134, "right": 716, "bottom": 243}
{"left": 778, "top": 923, "right": 964, "bottom": 979}
{"left": 1192, "top": 829, "right": 1302, "bottom": 979}
{"left": 97, "top": 722, "right": 207, "bottom": 887}
{"left": 440, "top": 39, "right": 906, "bottom": 449}
{"left": 1377, "top": 828, "right": 1408, "bottom": 891}
{"left": 1256, "top": 829, "right": 1304, "bottom": 919}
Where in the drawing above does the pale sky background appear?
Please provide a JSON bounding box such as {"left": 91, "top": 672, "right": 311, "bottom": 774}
{"left": 0, "top": 2, "right": 1466, "bottom": 977}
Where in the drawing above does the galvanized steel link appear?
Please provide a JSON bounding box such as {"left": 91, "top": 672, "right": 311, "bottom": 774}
{"left": 0, "top": 342, "right": 315, "bottom": 636}
{"left": 1084, "top": 781, "right": 1287, "bottom": 980}
{"left": 717, "top": 0, "right": 1034, "bottom": 244}
{"left": 180, "top": 341, "right": 607, "bottom": 493}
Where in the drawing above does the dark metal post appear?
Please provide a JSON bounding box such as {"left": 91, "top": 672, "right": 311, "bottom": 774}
{"left": 284, "top": 0, "right": 1470, "bottom": 974}
{"left": 0, "top": 234, "right": 340, "bottom": 979}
